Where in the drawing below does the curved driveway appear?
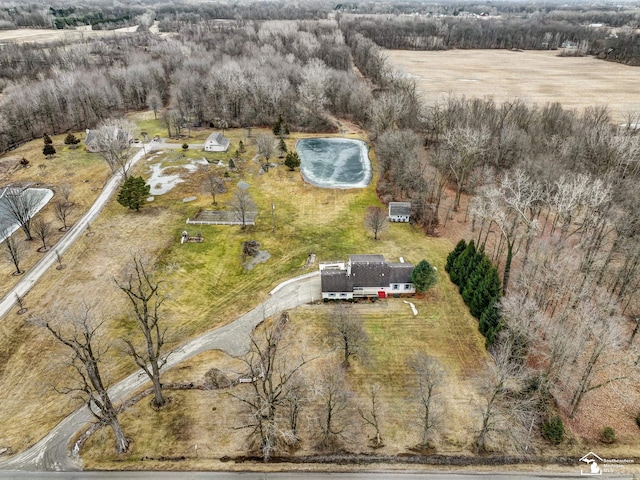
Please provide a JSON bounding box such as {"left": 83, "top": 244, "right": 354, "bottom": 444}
{"left": 0, "top": 140, "right": 323, "bottom": 472}
{"left": 0, "top": 271, "right": 320, "bottom": 471}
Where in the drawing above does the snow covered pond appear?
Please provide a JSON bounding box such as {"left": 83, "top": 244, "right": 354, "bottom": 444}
{"left": 297, "top": 138, "right": 371, "bottom": 189}
{"left": 0, "top": 187, "right": 54, "bottom": 243}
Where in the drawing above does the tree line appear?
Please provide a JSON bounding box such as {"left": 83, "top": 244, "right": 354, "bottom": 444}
{"left": 339, "top": 10, "right": 640, "bottom": 65}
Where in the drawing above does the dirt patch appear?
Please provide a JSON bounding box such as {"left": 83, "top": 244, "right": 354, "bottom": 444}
{"left": 386, "top": 49, "right": 640, "bottom": 123}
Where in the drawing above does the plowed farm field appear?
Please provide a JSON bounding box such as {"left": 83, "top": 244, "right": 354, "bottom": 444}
{"left": 387, "top": 49, "right": 640, "bottom": 124}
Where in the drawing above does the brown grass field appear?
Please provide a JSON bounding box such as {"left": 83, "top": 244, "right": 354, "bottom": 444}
{"left": 386, "top": 49, "right": 640, "bottom": 124}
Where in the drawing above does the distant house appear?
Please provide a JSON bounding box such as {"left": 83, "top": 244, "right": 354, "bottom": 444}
{"left": 320, "top": 254, "right": 415, "bottom": 300}
{"left": 388, "top": 202, "right": 411, "bottom": 222}
{"left": 204, "top": 132, "right": 230, "bottom": 152}
{"left": 85, "top": 128, "right": 133, "bottom": 153}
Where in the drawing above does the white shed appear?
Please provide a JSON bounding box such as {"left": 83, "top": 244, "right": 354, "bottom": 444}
{"left": 204, "top": 132, "right": 230, "bottom": 152}
{"left": 389, "top": 202, "right": 411, "bottom": 222}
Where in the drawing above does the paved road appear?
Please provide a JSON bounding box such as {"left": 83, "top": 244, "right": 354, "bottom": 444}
{"left": 0, "top": 472, "right": 602, "bottom": 480}
{"left": 0, "top": 272, "right": 320, "bottom": 472}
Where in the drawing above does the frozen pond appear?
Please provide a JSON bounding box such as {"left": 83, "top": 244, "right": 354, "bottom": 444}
{"left": 297, "top": 138, "right": 371, "bottom": 189}
{"left": 0, "top": 187, "right": 54, "bottom": 242}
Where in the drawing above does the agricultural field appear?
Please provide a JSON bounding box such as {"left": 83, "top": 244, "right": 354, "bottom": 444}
{"left": 386, "top": 49, "right": 640, "bottom": 124}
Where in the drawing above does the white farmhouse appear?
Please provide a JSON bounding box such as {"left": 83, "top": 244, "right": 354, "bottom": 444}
{"left": 320, "top": 254, "right": 415, "bottom": 300}
{"left": 204, "top": 132, "right": 230, "bottom": 152}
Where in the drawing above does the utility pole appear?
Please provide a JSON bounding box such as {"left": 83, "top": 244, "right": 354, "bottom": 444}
{"left": 271, "top": 200, "right": 275, "bottom": 233}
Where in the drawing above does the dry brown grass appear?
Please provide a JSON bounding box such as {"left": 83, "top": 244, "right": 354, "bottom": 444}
{"left": 386, "top": 49, "right": 640, "bottom": 123}
{"left": 0, "top": 134, "right": 110, "bottom": 297}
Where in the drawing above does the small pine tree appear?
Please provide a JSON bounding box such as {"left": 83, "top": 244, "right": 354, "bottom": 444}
{"left": 238, "top": 140, "right": 245, "bottom": 153}
{"left": 284, "top": 151, "right": 300, "bottom": 171}
{"left": 182, "top": 143, "right": 189, "bottom": 151}
{"left": 601, "top": 426, "right": 616, "bottom": 443}
{"left": 43, "top": 133, "right": 53, "bottom": 145}
{"left": 117, "top": 176, "right": 150, "bottom": 211}
{"left": 411, "top": 260, "right": 438, "bottom": 293}
{"left": 229, "top": 158, "right": 236, "bottom": 169}
{"left": 64, "top": 133, "right": 80, "bottom": 145}
{"left": 541, "top": 416, "right": 565, "bottom": 444}
{"left": 43, "top": 143, "right": 56, "bottom": 158}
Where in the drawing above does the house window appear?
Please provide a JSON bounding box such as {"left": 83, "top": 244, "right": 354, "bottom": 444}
{"left": 393, "top": 284, "right": 399, "bottom": 290}
{"left": 405, "top": 284, "right": 411, "bottom": 290}
{"left": 340, "top": 293, "right": 347, "bottom": 297}
{"left": 329, "top": 293, "right": 336, "bottom": 297}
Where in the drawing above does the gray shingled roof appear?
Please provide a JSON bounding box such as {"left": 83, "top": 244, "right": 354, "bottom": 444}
{"left": 349, "top": 254, "right": 385, "bottom": 263}
{"left": 389, "top": 202, "right": 411, "bottom": 216}
{"left": 321, "top": 269, "right": 350, "bottom": 292}
{"left": 388, "top": 263, "right": 414, "bottom": 284}
{"left": 206, "top": 132, "right": 230, "bottom": 146}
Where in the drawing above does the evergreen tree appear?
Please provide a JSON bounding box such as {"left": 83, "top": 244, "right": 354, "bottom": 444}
{"left": 284, "top": 151, "right": 300, "bottom": 171}
{"left": 450, "top": 240, "right": 476, "bottom": 288}
{"left": 64, "top": 133, "right": 80, "bottom": 145}
{"left": 43, "top": 133, "right": 53, "bottom": 145}
{"left": 445, "top": 239, "right": 466, "bottom": 273}
{"left": 238, "top": 140, "right": 245, "bottom": 153}
{"left": 43, "top": 144, "right": 56, "bottom": 157}
{"left": 278, "top": 138, "right": 288, "bottom": 157}
{"left": 117, "top": 176, "right": 150, "bottom": 211}
{"left": 411, "top": 260, "right": 438, "bottom": 293}
{"left": 479, "top": 301, "right": 502, "bottom": 347}
{"left": 462, "top": 256, "right": 490, "bottom": 307}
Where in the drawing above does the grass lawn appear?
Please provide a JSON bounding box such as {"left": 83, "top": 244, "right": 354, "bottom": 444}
{"left": 0, "top": 123, "right": 488, "bottom": 463}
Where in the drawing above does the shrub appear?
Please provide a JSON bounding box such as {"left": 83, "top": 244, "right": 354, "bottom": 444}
{"left": 182, "top": 143, "right": 189, "bottom": 150}
{"left": 541, "top": 416, "right": 564, "bottom": 445}
{"left": 601, "top": 426, "right": 616, "bottom": 443}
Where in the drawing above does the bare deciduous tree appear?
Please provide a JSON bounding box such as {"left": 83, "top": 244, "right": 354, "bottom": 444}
{"left": 475, "top": 339, "right": 536, "bottom": 453}
{"left": 315, "top": 361, "right": 353, "bottom": 451}
{"left": 256, "top": 134, "right": 277, "bottom": 172}
{"left": 202, "top": 173, "right": 226, "bottom": 205}
{"left": 327, "top": 304, "right": 369, "bottom": 369}
{"left": 358, "top": 383, "right": 384, "bottom": 448}
{"left": 443, "top": 126, "right": 490, "bottom": 211}
{"left": 35, "top": 304, "right": 130, "bottom": 453}
{"left": 54, "top": 200, "right": 73, "bottom": 231}
{"left": 2, "top": 230, "right": 24, "bottom": 275}
{"left": 115, "top": 255, "right": 168, "bottom": 408}
{"left": 32, "top": 217, "right": 52, "bottom": 252}
{"left": 231, "top": 312, "right": 312, "bottom": 462}
{"left": 230, "top": 189, "right": 256, "bottom": 229}
{"left": 408, "top": 352, "right": 444, "bottom": 447}
{"left": 364, "top": 206, "right": 388, "bottom": 240}
{"left": 0, "top": 186, "right": 40, "bottom": 240}
{"left": 92, "top": 118, "right": 136, "bottom": 179}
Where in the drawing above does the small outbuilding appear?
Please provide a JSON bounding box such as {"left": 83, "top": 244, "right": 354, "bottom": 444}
{"left": 388, "top": 202, "right": 411, "bottom": 222}
{"left": 204, "top": 132, "right": 230, "bottom": 152}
